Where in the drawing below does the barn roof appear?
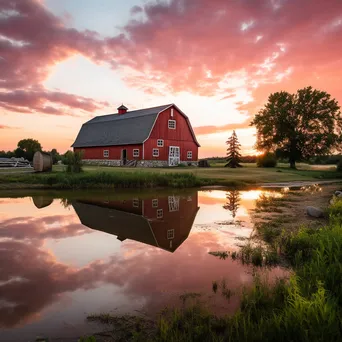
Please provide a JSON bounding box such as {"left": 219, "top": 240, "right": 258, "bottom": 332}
{"left": 71, "top": 104, "right": 200, "bottom": 148}
{"left": 72, "top": 104, "right": 171, "bottom": 148}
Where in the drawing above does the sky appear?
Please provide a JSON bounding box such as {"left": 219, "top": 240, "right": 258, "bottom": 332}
{"left": 1, "top": 0, "right": 342, "bottom": 157}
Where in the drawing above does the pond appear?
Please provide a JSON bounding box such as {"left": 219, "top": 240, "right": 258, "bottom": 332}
{"left": 0, "top": 189, "right": 286, "bottom": 341}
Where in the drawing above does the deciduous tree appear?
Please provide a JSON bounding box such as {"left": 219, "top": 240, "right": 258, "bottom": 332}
{"left": 251, "top": 87, "right": 342, "bottom": 169}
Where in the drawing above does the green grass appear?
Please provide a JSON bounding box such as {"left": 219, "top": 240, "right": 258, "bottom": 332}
{"left": 0, "top": 170, "right": 211, "bottom": 189}
{"left": 1, "top": 163, "right": 341, "bottom": 190}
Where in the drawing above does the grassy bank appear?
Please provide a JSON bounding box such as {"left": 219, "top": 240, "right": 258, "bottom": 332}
{"left": 0, "top": 163, "right": 342, "bottom": 190}
{"left": 0, "top": 170, "right": 214, "bottom": 189}
{"left": 85, "top": 196, "right": 342, "bottom": 341}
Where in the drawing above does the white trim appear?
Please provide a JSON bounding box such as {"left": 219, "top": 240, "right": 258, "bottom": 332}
{"left": 157, "top": 139, "right": 164, "bottom": 147}
{"left": 152, "top": 198, "right": 158, "bottom": 208}
{"left": 187, "top": 151, "right": 192, "bottom": 159}
{"left": 103, "top": 150, "right": 109, "bottom": 158}
{"left": 167, "top": 229, "right": 175, "bottom": 239}
{"left": 168, "top": 119, "right": 176, "bottom": 129}
{"left": 152, "top": 148, "right": 159, "bottom": 157}
{"left": 133, "top": 198, "right": 139, "bottom": 208}
{"left": 133, "top": 149, "right": 139, "bottom": 157}
{"left": 157, "top": 208, "right": 163, "bottom": 219}
{"left": 171, "top": 108, "right": 174, "bottom": 117}
{"left": 142, "top": 142, "right": 145, "bottom": 160}
{"left": 142, "top": 104, "right": 200, "bottom": 147}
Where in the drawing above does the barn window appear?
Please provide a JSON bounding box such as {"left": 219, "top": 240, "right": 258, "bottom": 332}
{"left": 103, "top": 150, "right": 109, "bottom": 158}
{"left": 168, "top": 119, "right": 176, "bottom": 129}
{"left": 152, "top": 199, "right": 158, "bottom": 208}
{"left": 133, "top": 149, "right": 139, "bottom": 157}
{"left": 187, "top": 151, "right": 193, "bottom": 159}
{"left": 133, "top": 198, "right": 139, "bottom": 208}
{"left": 167, "top": 229, "right": 175, "bottom": 239}
{"left": 153, "top": 148, "right": 159, "bottom": 157}
{"left": 157, "top": 139, "right": 164, "bottom": 147}
{"left": 157, "top": 208, "right": 163, "bottom": 219}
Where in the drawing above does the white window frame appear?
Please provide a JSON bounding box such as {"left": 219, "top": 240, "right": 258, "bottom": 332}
{"left": 157, "top": 208, "right": 163, "bottom": 219}
{"left": 167, "top": 229, "right": 175, "bottom": 239}
{"left": 187, "top": 151, "right": 193, "bottom": 159}
{"left": 152, "top": 199, "right": 158, "bottom": 208}
{"left": 157, "top": 139, "right": 164, "bottom": 147}
{"left": 133, "top": 198, "right": 139, "bottom": 208}
{"left": 152, "top": 148, "right": 159, "bottom": 157}
{"left": 168, "top": 119, "right": 176, "bottom": 129}
{"left": 103, "top": 150, "right": 109, "bottom": 158}
{"left": 133, "top": 149, "right": 139, "bottom": 157}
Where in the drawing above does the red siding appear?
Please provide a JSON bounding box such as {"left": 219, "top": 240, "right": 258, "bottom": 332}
{"left": 74, "top": 105, "right": 199, "bottom": 162}
{"left": 144, "top": 106, "right": 199, "bottom": 161}
{"left": 75, "top": 144, "right": 142, "bottom": 160}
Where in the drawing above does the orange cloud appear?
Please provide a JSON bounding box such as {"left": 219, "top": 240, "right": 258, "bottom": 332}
{"left": 194, "top": 119, "right": 252, "bottom": 136}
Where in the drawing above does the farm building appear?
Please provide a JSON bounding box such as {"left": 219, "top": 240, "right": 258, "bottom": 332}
{"left": 72, "top": 104, "right": 200, "bottom": 167}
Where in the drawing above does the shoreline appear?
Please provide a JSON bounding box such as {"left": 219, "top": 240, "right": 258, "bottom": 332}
{"left": 0, "top": 179, "right": 341, "bottom": 192}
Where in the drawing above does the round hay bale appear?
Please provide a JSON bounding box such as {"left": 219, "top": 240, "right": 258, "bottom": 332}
{"left": 33, "top": 151, "right": 53, "bottom": 172}
{"left": 32, "top": 196, "right": 53, "bottom": 209}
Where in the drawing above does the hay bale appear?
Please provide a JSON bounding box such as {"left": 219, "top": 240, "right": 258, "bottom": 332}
{"left": 33, "top": 151, "right": 52, "bottom": 172}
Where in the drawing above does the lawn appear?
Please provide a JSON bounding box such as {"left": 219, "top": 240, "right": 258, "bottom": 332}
{"left": 0, "top": 163, "right": 340, "bottom": 190}
{"left": 53, "top": 162, "right": 340, "bottom": 184}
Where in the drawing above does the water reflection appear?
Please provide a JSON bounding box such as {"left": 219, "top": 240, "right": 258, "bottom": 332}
{"left": 223, "top": 191, "right": 240, "bottom": 218}
{"left": 0, "top": 189, "right": 284, "bottom": 341}
{"left": 72, "top": 193, "right": 199, "bottom": 253}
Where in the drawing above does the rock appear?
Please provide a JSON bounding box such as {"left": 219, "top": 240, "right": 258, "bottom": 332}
{"left": 306, "top": 206, "right": 324, "bottom": 218}
{"left": 335, "top": 190, "right": 342, "bottom": 196}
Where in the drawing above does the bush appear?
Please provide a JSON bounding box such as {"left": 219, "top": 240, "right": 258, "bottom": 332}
{"left": 257, "top": 152, "right": 277, "bottom": 168}
{"left": 64, "top": 151, "right": 83, "bottom": 173}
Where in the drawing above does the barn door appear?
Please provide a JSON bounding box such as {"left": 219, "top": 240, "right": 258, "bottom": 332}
{"left": 169, "top": 146, "right": 180, "bottom": 166}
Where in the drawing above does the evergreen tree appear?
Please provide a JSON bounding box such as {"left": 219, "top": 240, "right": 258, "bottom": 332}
{"left": 223, "top": 190, "right": 240, "bottom": 218}
{"left": 225, "top": 130, "right": 242, "bottom": 168}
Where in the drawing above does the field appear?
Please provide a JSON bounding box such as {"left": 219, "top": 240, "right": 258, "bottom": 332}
{"left": 0, "top": 163, "right": 340, "bottom": 189}
{"left": 54, "top": 163, "right": 339, "bottom": 184}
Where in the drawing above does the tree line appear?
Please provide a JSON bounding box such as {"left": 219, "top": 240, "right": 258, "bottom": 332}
{"left": 0, "top": 138, "right": 72, "bottom": 164}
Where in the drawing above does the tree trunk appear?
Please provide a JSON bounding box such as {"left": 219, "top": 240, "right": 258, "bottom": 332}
{"left": 289, "top": 157, "right": 296, "bottom": 169}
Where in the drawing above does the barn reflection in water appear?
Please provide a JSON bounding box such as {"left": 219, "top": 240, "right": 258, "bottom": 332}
{"left": 72, "top": 193, "right": 199, "bottom": 252}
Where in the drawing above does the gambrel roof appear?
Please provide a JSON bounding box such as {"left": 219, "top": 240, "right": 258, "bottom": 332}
{"left": 71, "top": 104, "right": 200, "bottom": 148}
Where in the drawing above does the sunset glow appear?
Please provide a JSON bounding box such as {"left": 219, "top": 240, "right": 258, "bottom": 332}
{"left": 1, "top": 0, "right": 342, "bottom": 157}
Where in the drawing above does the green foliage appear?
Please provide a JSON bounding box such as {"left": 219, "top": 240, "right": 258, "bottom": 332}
{"left": 64, "top": 151, "right": 83, "bottom": 173}
{"left": 225, "top": 130, "right": 242, "bottom": 168}
{"left": 0, "top": 170, "right": 205, "bottom": 189}
{"left": 50, "top": 148, "right": 60, "bottom": 164}
{"left": 256, "top": 152, "right": 277, "bottom": 168}
{"left": 251, "top": 86, "right": 342, "bottom": 168}
{"left": 17, "top": 138, "right": 42, "bottom": 161}
{"left": 0, "top": 150, "right": 15, "bottom": 158}
{"left": 78, "top": 336, "right": 96, "bottom": 342}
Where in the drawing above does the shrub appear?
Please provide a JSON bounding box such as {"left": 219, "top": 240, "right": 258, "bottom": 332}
{"left": 257, "top": 152, "right": 277, "bottom": 168}
{"left": 64, "top": 151, "right": 83, "bottom": 173}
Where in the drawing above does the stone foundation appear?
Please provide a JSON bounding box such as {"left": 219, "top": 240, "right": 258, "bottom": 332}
{"left": 83, "top": 159, "right": 121, "bottom": 166}
{"left": 83, "top": 159, "right": 198, "bottom": 167}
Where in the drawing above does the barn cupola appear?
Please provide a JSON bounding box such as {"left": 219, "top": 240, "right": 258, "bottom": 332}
{"left": 117, "top": 104, "right": 128, "bottom": 114}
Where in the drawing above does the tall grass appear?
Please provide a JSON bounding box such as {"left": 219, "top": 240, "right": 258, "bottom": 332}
{"left": 0, "top": 171, "right": 210, "bottom": 189}
{"left": 154, "top": 199, "right": 342, "bottom": 341}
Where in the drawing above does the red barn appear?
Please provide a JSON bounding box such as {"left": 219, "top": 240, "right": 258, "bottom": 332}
{"left": 72, "top": 104, "right": 200, "bottom": 167}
